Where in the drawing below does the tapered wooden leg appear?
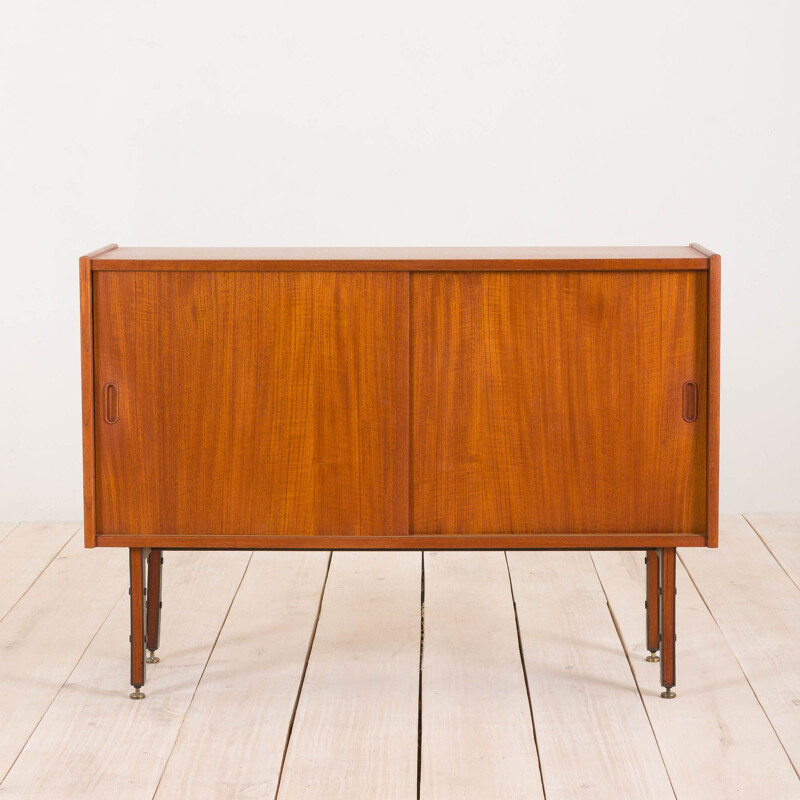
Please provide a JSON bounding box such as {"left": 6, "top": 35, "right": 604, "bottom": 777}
{"left": 645, "top": 549, "right": 660, "bottom": 662}
{"left": 146, "top": 549, "right": 163, "bottom": 664}
{"left": 659, "top": 547, "right": 676, "bottom": 698}
{"left": 129, "top": 548, "right": 147, "bottom": 699}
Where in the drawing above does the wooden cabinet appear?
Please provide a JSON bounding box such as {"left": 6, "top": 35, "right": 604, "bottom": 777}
{"left": 80, "top": 244, "right": 720, "bottom": 699}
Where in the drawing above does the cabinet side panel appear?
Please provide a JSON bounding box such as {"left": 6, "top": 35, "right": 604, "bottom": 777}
{"left": 94, "top": 272, "right": 408, "bottom": 537}
{"left": 79, "top": 257, "right": 95, "bottom": 546}
{"left": 410, "top": 271, "right": 707, "bottom": 536}
{"left": 706, "top": 255, "right": 721, "bottom": 546}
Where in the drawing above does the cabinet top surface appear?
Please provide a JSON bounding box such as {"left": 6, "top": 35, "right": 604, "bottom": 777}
{"left": 88, "top": 245, "right": 714, "bottom": 270}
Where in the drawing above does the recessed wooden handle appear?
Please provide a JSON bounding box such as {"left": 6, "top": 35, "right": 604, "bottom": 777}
{"left": 104, "top": 383, "right": 118, "bottom": 424}
{"left": 682, "top": 381, "right": 698, "bottom": 422}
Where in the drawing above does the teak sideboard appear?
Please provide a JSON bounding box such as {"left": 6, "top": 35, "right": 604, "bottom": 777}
{"left": 79, "top": 244, "right": 720, "bottom": 700}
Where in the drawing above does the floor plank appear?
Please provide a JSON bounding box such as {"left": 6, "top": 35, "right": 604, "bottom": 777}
{"left": 508, "top": 551, "right": 674, "bottom": 800}
{"left": 746, "top": 514, "right": 800, "bottom": 592}
{"left": 0, "top": 523, "right": 78, "bottom": 622}
{"left": 276, "top": 552, "right": 420, "bottom": 800}
{"left": 420, "top": 551, "right": 543, "bottom": 800}
{"left": 0, "top": 532, "right": 126, "bottom": 782}
{"left": 593, "top": 546, "right": 800, "bottom": 799}
{"left": 154, "top": 551, "right": 330, "bottom": 800}
{"left": 680, "top": 515, "right": 800, "bottom": 780}
{"left": 0, "top": 550, "right": 251, "bottom": 798}
{"left": 0, "top": 523, "right": 19, "bottom": 544}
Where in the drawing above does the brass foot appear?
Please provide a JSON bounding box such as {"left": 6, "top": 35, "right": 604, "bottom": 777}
{"left": 146, "top": 650, "right": 160, "bottom": 664}
{"left": 130, "top": 688, "right": 145, "bottom": 700}
{"left": 660, "top": 689, "right": 676, "bottom": 699}
{"left": 646, "top": 652, "right": 660, "bottom": 663}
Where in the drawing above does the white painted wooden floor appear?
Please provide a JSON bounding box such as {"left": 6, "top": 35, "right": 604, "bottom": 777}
{"left": 1, "top": 515, "right": 800, "bottom": 799}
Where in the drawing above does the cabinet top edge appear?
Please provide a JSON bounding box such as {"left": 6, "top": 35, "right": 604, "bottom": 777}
{"left": 87, "top": 245, "right": 713, "bottom": 270}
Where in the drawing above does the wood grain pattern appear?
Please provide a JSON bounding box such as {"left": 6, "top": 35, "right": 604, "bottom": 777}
{"left": 82, "top": 245, "right": 719, "bottom": 551}
{"left": 80, "top": 244, "right": 117, "bottom": 547}
{"left": 420, "top": 552, "right": 543, "bottom": 799}
{"left": 93, "top": 271, "right": 408, "bottom": 538}
{"left": 411, "top": 271, "right": 707, "bottom": 537}
{"left": 276, "top": 552, "right": 420, "bottom": 800}
{"left": 90, "top": 245, "right": 709, "bottom": 271}
{"left": 508, "top": 551, "right": 674, "bottom": 799}
{"left": 95, "top": 532, "right": 708, "bottom": 549}
{"left": 593, "top": 548, "right": 800, "bottom": 799}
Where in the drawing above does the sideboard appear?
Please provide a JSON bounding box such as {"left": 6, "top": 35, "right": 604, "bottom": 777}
{"left": 80, "top": 244, "right": 720, "bottom": 700}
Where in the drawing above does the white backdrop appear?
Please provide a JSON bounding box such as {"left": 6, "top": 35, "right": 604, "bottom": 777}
{"left": 1, "top": 2, "right": 799, "bottom": 520}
